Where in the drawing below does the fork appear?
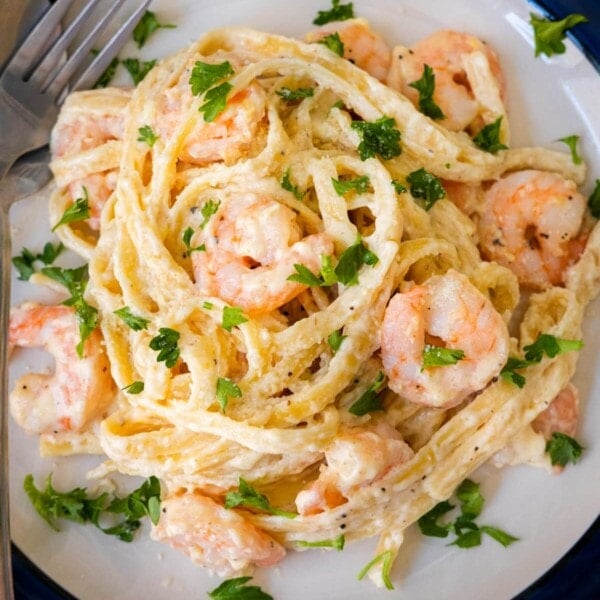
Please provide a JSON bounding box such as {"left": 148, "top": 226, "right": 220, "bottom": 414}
{"left": 0, "top": 1, "right": 151, "bottom": 597}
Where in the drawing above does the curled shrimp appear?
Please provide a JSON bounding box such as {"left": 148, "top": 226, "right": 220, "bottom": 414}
{"left": 387, "top": 29, "right": 505, "bottom": 133}
{"left": 381, "top": 269, "right": 509, "bottom": 408}
{"left": 478, "top": 170, "right": 587, "bottom": 289}
{"left": 192, "top": 193, "right": 334, "bottom": 315}
{"left": 157, "top": 80, "right": 267, "bottom": 165}
{"left": 295, "top": 422, "right": 413, "bottom": 516}
{"left": 8, "top": 302, "right": 114, "bottom": 435}
{"left": 150, "top": 490, "right": 285, "bottom": 576}
{"left": 532, "top": 382, "right": 579, "bottom": 440}
{"left": 305, "top": 18, "right": 391, "bottom": 81}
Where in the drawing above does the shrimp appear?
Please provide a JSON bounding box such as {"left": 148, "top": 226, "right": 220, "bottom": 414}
{"left": 532, "top": 382, "right": 579, "bottom": 440}
{"left": 150, "top": 490, "right": 285, "bottom": 577}
{"left": 295, "top": 422, "right": 413, "bottom": 516}
{"left": 157, "top": 81, "right": 267, "bottom": 166}
{"left": 478, "top": 170, "right": 587, "bottom": 289}
{"left": 387, "top": 29, "right": 505, "bottom": 133}
{"left": 192, "top": 193, "right": 334, "bottom": 315}
{"left": 381, "top": 269, "right": 509, "bottom": 408}
{"left": 8, "top": 302, "right": 114, "bottom": 435}
{"left": 305, "top": 18, "right": 391, "bottom": 81}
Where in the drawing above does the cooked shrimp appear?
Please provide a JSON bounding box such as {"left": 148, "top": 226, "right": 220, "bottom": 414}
{"left": 157, "top": 81, "right": 267, "bottom": 165}
{"left": 8, "top": 302, "right": 114, "bottom": 435}
{"left": 150, "top": 490, "right": 285, "bottom": 576}
{"left": 381, "top": 269, "right": 509, "bottom": 408}
{"left": 478, "top": 170, "right": 587, "bottom": 289}
{"left": 51, "top": 110, "right": 124, "bottom": 231}
{"left": 305, "top": 18, "right": 391, "bottom": 81}
{"left": 532, "top": 382, "right": 579, "bottom": 440}
{"left": 295, "top": 422, "right": 413, "bottom": 516}
{"left": 387, "top": 29, "right": 505, "bottom": 133}
{"left": 192, "top": 193, "right": 334, "bottom": 315}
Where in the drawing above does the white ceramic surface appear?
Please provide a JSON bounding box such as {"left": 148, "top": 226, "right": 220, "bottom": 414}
{"left": 8, "top": 1, "right": 600, "bottom": 598}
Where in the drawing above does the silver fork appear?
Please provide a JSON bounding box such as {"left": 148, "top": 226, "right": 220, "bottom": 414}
{"left": 0, "top": 1, "right": 151, "bottom": 597}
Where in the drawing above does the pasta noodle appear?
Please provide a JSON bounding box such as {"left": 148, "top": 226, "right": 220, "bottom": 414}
{"left": 10, "top": 15, "right": 599, "bottom": 589}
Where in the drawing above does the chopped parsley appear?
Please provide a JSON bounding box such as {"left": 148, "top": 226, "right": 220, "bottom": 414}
{"left": 318, "top": 32, "right": 345, "bottom": 57}
{"left": 122, "top": 58, "right": 157, "bottom": 85}
{"left": 297, "top": 534, "right": 345, "bottom": 551}
{"left": 208, "top": 577, "right": 273, "bottom": 600}
{"left": 122, "top": 381, "right": 144, "bottom": 394}
{"left": 198, "top": 199, "right": 221, "bottom": 228}
{"left": 529, "top": 12, "right": 588, "bottom": 57}
{"left": 351, "top": 116, "right": 402, "bottom": 161}
{"left": 391, "top": 179, "right": 407, "bottom": 194}
{"left": 546, "top": 432, "right": 584, "bottom": 467}
{"left": 52, "top": 188, "right": 90, "bottom": 231}
{"left": 199, "top": 81, "right": 233, "bottom": 122}
{"left": 348, "top": 371, "right": 385, "bottom": 415}
{"left": 149, "top": 327, "right": 180, "bottom": 368}
{"left": 422, "top": 345, "right": 465, "bottom": 368}
{"left": 313, "top": 0, "right": 354, "bottom": 25}
{"left": 327, "top": 329, "right": 346, "bottom": 353}
{"left": 41, "top": 265, "right": 98, "bottom": 358}
{"left": 182, "top": 227, "right": 205, "bottom": 254}
{"left": 24, "top": 473, "right": 160, "bottom": 542}
{"left": 276, "top": 86, "right": 315, "bottom": 101}
{"left": 406, "top": 167, "right": 446, "bottom": 210}
{"left": 557, "top": 134, "right": 582, "bottom": 165}
{"left": 94, "top": 56, "right": 119, "bottom": 88}
{"left": 189, "top": 60, "right": 234, "bottom": 96}
{"left": 133, "top": 10, "right": 175, "bottom": 49}
{"left": 222, "top": 306, "right": 248, "bottom": 332}
{"left": 589, "top": 179, "right": 600, "bottom": 218}
{"left": 473, "top": 117, "right": 508, "bottom": 154}
{"left": 357, "top": 550, "right": 394, "bottom": 590}
{"left": 409, "top": 64, "right": 445, "bottom": 120}
{"left": 113, "top": 306, "right": 150, "bottom": 331}
{"left": 12, "top": 242, "right": 64, "bottom": 281}
{"left": 224, "top": 477, "right": 297, "bottom": 518}
{"left": 280, "top": 168, "right": 304, "bottom": 200}
{"left": 137, "top": 125, "right": 159, "bottom": 147}
{"left": 216, "top": 377, "right": 242, "bottom": 412}
{"left": 331, "top": 175, "right": 370, "bottom": 195}
{"left": 334, "top": 236, "right": 379, "bottom": 285}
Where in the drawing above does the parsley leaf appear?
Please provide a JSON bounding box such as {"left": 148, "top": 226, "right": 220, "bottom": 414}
{"left": 318, "top": 32, "right": 345, "bottom": 57}
{"left": 455, "top": 479, "right": 484, "bottom": 519}
{"left": 149, "top": 327, "right": 180, "bottom": 368}
{"left": 351, "top": 116, "right": 402, "bottom": 161}
{"left": 557, "top": 134, "right": 582, "bottom": 165}
{"left": 122, "top": 58, "right": 157, "bottom": 85}
{"left": 409, "top": 64, "right": 445, "bottom": 120}
{"left": 208, "top": 577, "right": 273, "bottom": 600}
{"left": 422, "top": 345, "right": 465, "bottom": 369}
{"left": 327, "top": 329, "right": 346, "bottom": 353}
{"left": 222, "top": 306, "right": 248, "bottom": 332}
{"left": 200, "top": 199, "right": 221, "bottom": 227}
{"left": 589, "top": 179, "right": 600, "bottom": 218}
{"left": 94, "top": 56, "right": 119, "bottom": 88}
{"left": 406, "top": 167, "right": 446, "bottom": 210}
{"left": 335, "top": 237, "right": 379, "bottom": 286}
{"left": 499, "top": 356, "right": 529, "bottom": 388}
{"left": 418, "top": 500, "right": 454, "bottom": 538}
{"left": 391, "top": 179, "right": 407, "bottom": 194}
{"left": 113, "top": 306, "right": 150, "bottom": 331}
{"left": 313, "top": 0, "right": 354, "bottom": 25}
{"left": 225, "top": 477, "right": 297, "bottom": 518}
{"left": 348, "top": 371, "right": 385, "bottom": 415}
{"left": 529, "top": 12, "right": 588, "bottom": 57}
{"left": 276, "top": 86, "right": 315, "bottom": 101}
{"left": 545, "top": 432, "right": 584, "bottom": 467}
{"left": 199, "top": 81, "right": 233, "bottom": 122}
{"left": 133, "top": 10, "right": 175, "bottom": 49}
{"left": 357, "top": 550, "right": 394, "bottom": 590}
{"left": 297, "top": 534, "right": 345, "bottom": 551}
{"left": 122, "top": 381, "right": 144, "bottom": 394}
{"left": 137, "top": 125, "right": 159, "bottom": 147}
{"left": 523, "top": 333, "right": 583, "bottom": 362}
{"left": 288, "top": 263, "right": 323, "bottom": 286}
{"left": 52, "top": 188, "right": 90, "bottom": 231}
{"left": 331, "top": 175, "right": 370, "bottom": 195}
{"left": 473, "top": 117, "right": 508, "bottom": 154}
{"left": 189, "top": 60, "right": 234, "bottom": 96}
{"left": 41, "top": 265, "right": 98, "bottom": 358}
{"left": 182, "top": 227, "right": 205, "bottom": 254}
{"left": 216, "top": 377, "right": 242, "bottom": 412}
{"left": 480, "top": 525, "right": 520, "bottom": 548}
{"left": 280, "top": 169, "right": 304, "bottom": 200}
{"left": 12, "top": 242, "right": 64, "bottom": 281}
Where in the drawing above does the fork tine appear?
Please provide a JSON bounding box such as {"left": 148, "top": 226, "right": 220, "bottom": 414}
{"left": 7, "top": 0, "right": 77, "bottom": 78}
{"left": 44, "top": 0, "right": 128, "bottom": 98}
{"left": 72, "top": 0, "right": 153, "bottom": 91}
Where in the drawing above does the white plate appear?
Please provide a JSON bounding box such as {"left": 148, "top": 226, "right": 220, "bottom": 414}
{"left": 8, "top": 1, "right": 600, "bottom": 598}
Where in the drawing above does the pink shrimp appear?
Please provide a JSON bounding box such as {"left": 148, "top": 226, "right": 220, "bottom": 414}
{"left": 478, "top": 170, "right": 587, "bottom": 289}
{"left": 305, "top": 18, "right": 392, "bottom": 81}
{"left": 8, "top": 302, "right": 114, "bottom": 434}
{"left": 295, "top": 422, "right": 413, "bottom": 516}
{"left": 192, "top": 193, "right": 334, "bottom": 315}
{"left": 150, "top": 490, "right": 285, "bottom": 577}
{"left": 532, "top": 382, "right": 579, "bottom": 440}
{"left": 381, "top": 269, "right": 509, "bottom": 408}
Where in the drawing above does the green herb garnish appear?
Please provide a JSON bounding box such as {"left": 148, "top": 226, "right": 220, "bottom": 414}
{"left": 149, "top": 327, "right": 180, "bottom": 368}
{"left": 216, "top": 377, "right": 242, "bottom": 412}
{"left": 334, "top": 236, "right": 379, "bottom": 285}
{"left": 122, "top": 58, "right": 157, "bottom": 85}
{"left": 406, "top": 167, "right": 446, "bottom": 210}
{"left": 351, "top": 116, "right": 401, "bottom": 161}
{"left": 199, "top": 81, "right": 233, "bottom": 122}
{"left": 529, "top": 12, "right": 588, "bottom": 57}
{"left": 276, "top": 87, "right": 315, "bottom": 101}
{"left": 94, "top": 56, "right": 119, "bottom": 88}
{"left": 12, "top": 242, "right": 64, "bottom": 281}
{"left": 208, "top": 577, "right": 273, "bottom": 600}
{"left": 331, "top": 175, "right": 370, "bottom": 196}
{"left": 122, "top": 381, "right": 144, "bottom": 394}
{"left": 409, "top": 64, "right": 445, "bottom": 120}
{"left": 222, "top": 306, "right": 248, "bottom": 332}
{"left": 189, "top": 60, "right": 234, "bottom": 96}
{"left": 52, "top": 188, "right": 90, "bottom": 231}
{"left": 225, "top": 477, "right": 297, "bottom": 518}
{"left": 297, "top": 534, "right": 345, "bottom": 551}
{"left": 318, "top": 32, "right": 345, "bottom": 57}
{"left": 357, "top": 550, "right": 394, "bottom": 590}
{"left": 133, "top": 10, "right": 175, "bottom": 49}
{"left": 546, "top": 432, "right": 584, "bottom": 467}
{"left": 137, "top": 125, "right": 159, "bottom": 147}
{"left": 348, "top": 371, "right": 385, "bottom": 415}
{"left": 313, "top": 0, "right": 354, "bottom": 25}
{"left": 113, "top": 306, "right": 150, "bottom": 331}
{"left": 327, "top": 329, "right": 346, "bottom": 353}
{"left": 557, "top": 134, "right": 582, "bottom": 165}
{"left": 281, "top": 168, "right": 304, "bottom": 200}
{"left": 422, "top": 345, "right": 465, "bottom": 368}
{"left": 473, "top": 117, "right": 508, "bottom": 154}
{"left": 588, "top": 179, "right": 600, "bottom": 218}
